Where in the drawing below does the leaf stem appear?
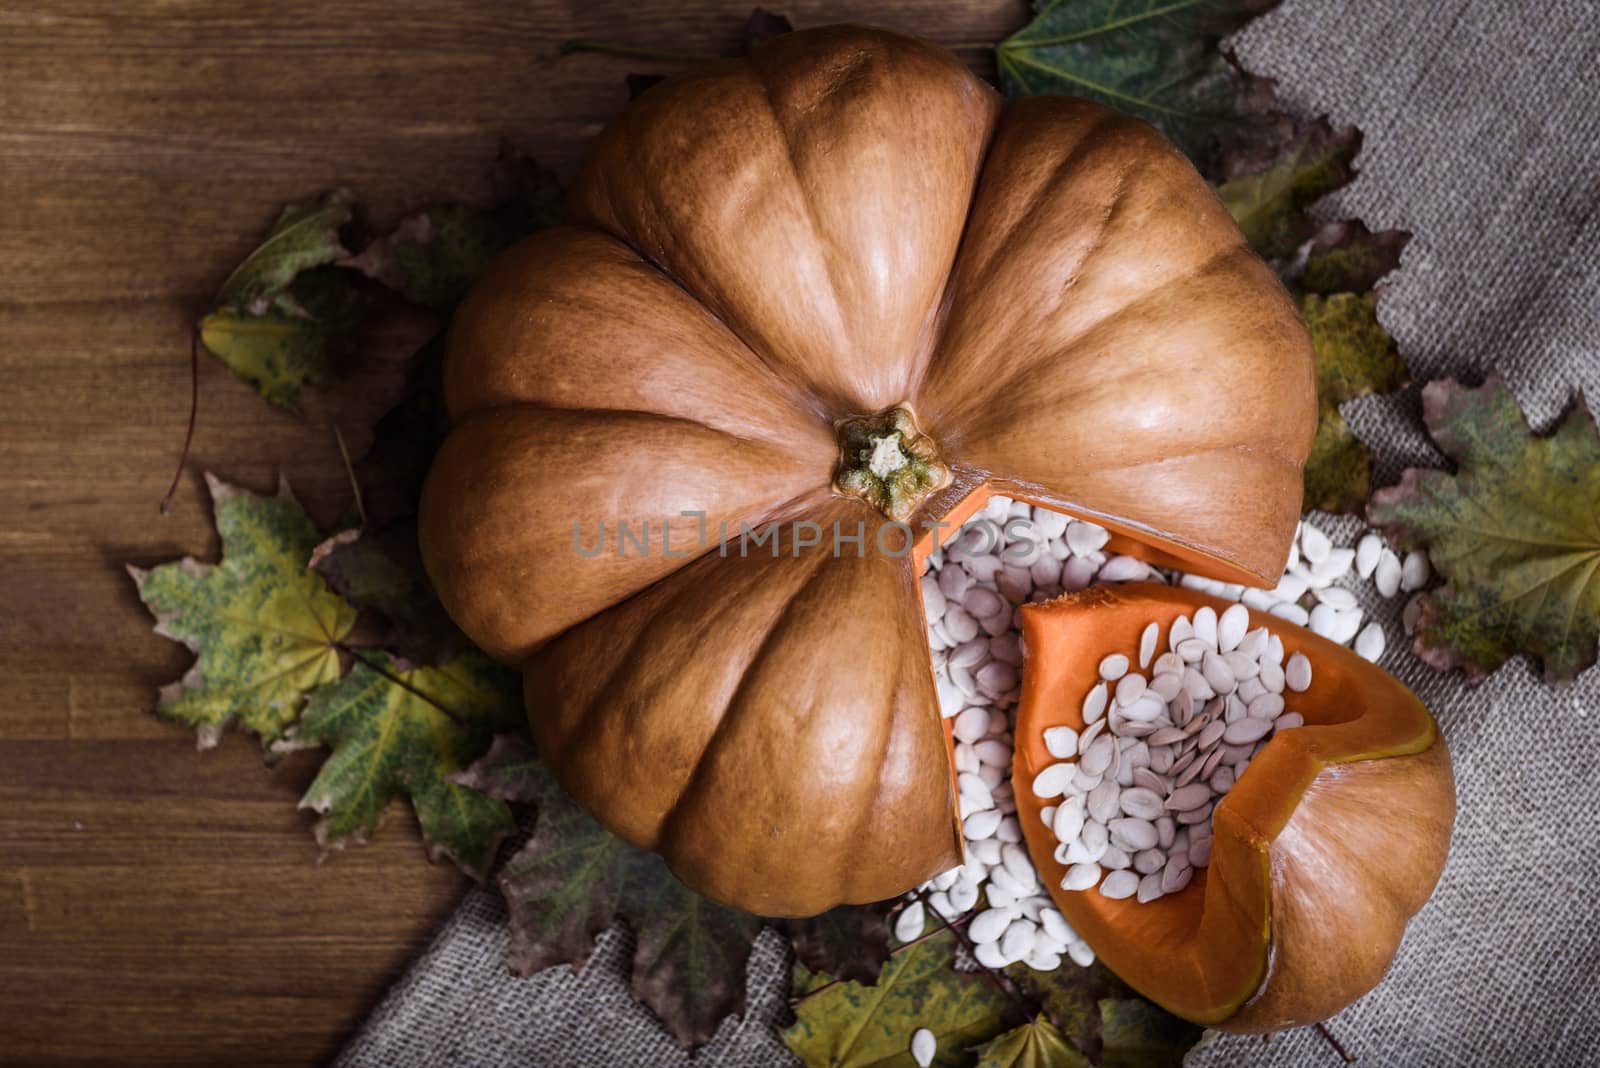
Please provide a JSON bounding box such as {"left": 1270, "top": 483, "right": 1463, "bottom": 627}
{"left": 1314, "top": 1021, "right": 1356, "bottom": 1063}
{"left": 160, "top": 325, "right": 201, "bottom": 515}
{"left": 333, "top": 642, "right": 469, "bottom": 730}
{"left": 332, "top": 423, "right": 366, "bottom": 527}
{"left": 559, "top": 39, "right": 715, "bottom": 63}
{"left": 915, "top": 889, "right": 1035, "bottom": 1022}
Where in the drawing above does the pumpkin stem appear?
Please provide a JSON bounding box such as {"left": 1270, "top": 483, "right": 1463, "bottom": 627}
{"left": 831, "top": 405, "right": 952, "bottom": 521}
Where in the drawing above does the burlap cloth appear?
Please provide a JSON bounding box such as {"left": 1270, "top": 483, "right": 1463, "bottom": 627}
{"left": 336, "top": 1, "right": 1600, "bottom": 1064}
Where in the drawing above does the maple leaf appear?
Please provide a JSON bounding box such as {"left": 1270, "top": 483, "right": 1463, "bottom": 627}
{"left": 447, "top": 730, "right": 543, "bottom": 801}
{"left": 774, "top": 903, "right": 895, "bottom": 987}
{"left": 1216, "top": 119, "right": 1361, "bottom": 260}
{"left": 1097, "top": 999, "right": 1205, "bottom": 1067}
{"left": 1368, "top": 375, "right": 1600, "bottom": 684}
{"left": 995, "top": 0, "right": 1280, "bottom": 169}
{"left": 286, "top": 649, "right": 523, "bottom": 880}
{"left": 214, "top": 189, "right": 354, "bottom": 313}
{"left": 1300, "top": 220, "right": 1410, "bottom": 295}
{"left": 490, "top": 752, "right": 763, "bottom": 1048}
{"left": 1299, "top": 291, "right": 1411, "bottom": 514}
{"left": 1002, "top": 961, "right": 1201, "bottom": 1066}
{"left": 310, "top": 519, "right": 466, "bottom": 666}
{"left": 974, "top": 1017, "right": 1089, "bottom": 1068}
{"left": 201, "top": 191, "right": 364, "bottom": 409}
{"left": 129, "top": 473, "right": 355, "bottom": 748}
{"left": 784, "top": 930, "right": 1016, "bottom": 1067}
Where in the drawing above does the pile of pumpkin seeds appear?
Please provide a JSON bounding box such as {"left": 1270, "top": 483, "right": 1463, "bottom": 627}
{"left": 907, "top": 497, "right": 1425, "bottom": 971}
{"left": 1032, "top": 605, "right": 1311, "bottom": 904}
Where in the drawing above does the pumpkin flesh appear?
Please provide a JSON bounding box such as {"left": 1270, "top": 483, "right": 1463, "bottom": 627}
{"left": 1014, "top": 584, "right": 1454, "bottom": 1028}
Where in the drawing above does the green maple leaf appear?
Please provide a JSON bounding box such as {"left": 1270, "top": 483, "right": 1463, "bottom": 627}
{"left": 1098, "top": 999, "right": 1205, "bottom": 1067}
{"left": 457, "top": 736, "right": 895, "bottom": 1041}
{"left": 214, "top": 189, "right": 354, "bottom": 313}
{"left": 493, "top": 755, "right": 763, "bottom": 1048}
{"left": 200, "top": 266, "right": 364, "bottom": 410}
{"left": 974, "top": 1017, "right": 1089, "bottom": 1068}
{"left": 775, "top": 904, "right": 895, "bottom": 987}
{"left": 340, "top": 154, "right": 561, "bottom": 312}
{"left": 1002, "top": 962, "right": 1201, "bottom": 1066}
{"left": 1217, "top": 120, "right": 1361, "bottom": 260}
{"left": 309, "top": 519, "right": 466, "bottom": 666}
{"left": 784, "top": 930, "right": 1015, "bottom": 1067}
{"left": 285, "top": 649, "right": 522, "bottom": 879}
{"left": 1299, "top": 291, "right": 1410, "bottom": 514}
{"left": 129, "top": 473, "right": 355, "bottom": 748}
{"left": 202, "top": 191, "right": 364, "bottom": 409}
{"left": 1368, "top": 374, "right": 1600, "bottom": 683}
{"left": 995, "top": 0, "right": 1281, "bottom": 167}
{"left": 1301, "top": 220, "right": 1410, "bottom": 295}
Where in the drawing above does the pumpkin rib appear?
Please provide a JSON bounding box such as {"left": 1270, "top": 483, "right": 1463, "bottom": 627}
{"left": 444, "top": 225, "right": 836, "bottom": 439}
{"left": 650, "top": 533, "right": 837, "bottom": 847}
{"left": 938, "top": 108, "right": 1121, "bottom": 302}
{"left": 925, "top": 236, "right": 1250, "bottom": 446}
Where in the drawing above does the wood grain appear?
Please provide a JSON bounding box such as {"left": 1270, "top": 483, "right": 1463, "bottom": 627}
{"left": 0, "top": 1, "right": 1027, "bottom": 1064}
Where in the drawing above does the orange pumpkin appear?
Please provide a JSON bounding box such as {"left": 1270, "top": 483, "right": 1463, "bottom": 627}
{"left": 418, "top": 25, "right": 1317, "bottom": 915}
{"left": 1014, "top": 585, "right": 1454, "bottom": 1029}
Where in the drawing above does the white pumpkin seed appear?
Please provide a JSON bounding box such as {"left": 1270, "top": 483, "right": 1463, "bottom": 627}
{"left": 1401, "top": 550, "right": 1431, "bottom": 591}
{"left": 1118, "top": 786, "right": 1165, "bottom": 820}
{"left": 1222, "top": 650, "right": 1260, "bottom": 679}
{"left": 1087, "top": 779, "right": 1121, "bottom": 823}
{"left": 1355, "top": 533, "right": 1383, "bottom": 578}
{"left": 1080, "top": 736, "right": 1115, "bottom": 776}
{"left": 911, "top": 1029, "right": 936, "bottom": 1068}
{"left": 1030, "top": 763, "right": 1075, "bottom": 798}
{"left": 1114, "top": 672, "right": 1147, "bottom": 706}
{"left": 1100, "top": 846, "right": 1132, "bottom": 870}
{"left": 953, "top": 705, "right": 989, "bottom": 743}
{"left": 1099, "top": 870, "right": 1140, "bottom": 899}
{"left": 1268, "top": 601, "right": 1311, "bottom": 626}
{"left": 963, "top": 809, "right": 1002, "bottom": 839}
{"left": 1138, "top": 622, "right": 1160, "bottom": 669}
{"left": 1041, "top": 728, "right": 1077, "bottom": 760}
{"left": 1299, "top": 522, "right": 1331, "bottom": 564}
{"left": 1247, "top": 693, "right": 1285, "bottom": 719}
{"left": 1168, "top": 615, "right": 1195, "bottom": 650}
{"left": 1259, "top": 659, "right": 1285, "bottom": 693}
{"left": 1315, "top": 585, "right": 1359, "bottom": 611}
{"left": 1201, "top": 650, "right": 1237, "bottom": 694}
{"left": 1355, "top": 622, "right": 1387, "bottom": 661}
{"left": 894, "top": 901, "right": 926, "bottom": 943}
{"left": 1098, "top": 653, "right": 1130, "bottom": 680}
{"left": 1374, "top": 548, "right": 1403, "bottom": 597}
{"left": 1082, "top": 682, "right": 1109, "bottom": 723}
{"left": 1062, "top": 863, "right": 1101, "bottom": 892}
{"left": 1099, "top": 555, "right": 1148, "bottom": 582}
{"left": 1217, "top": 604, "right": 1249, "bottom": 652}
{"left": 1285, "top": 652, "right": 1313, "bottom": 692}
{"left": 1160, "top": 857, "right": 1193, "bottom": 893}
{"left": 1275, "top": 712, "right": 1305, "bottom": 731}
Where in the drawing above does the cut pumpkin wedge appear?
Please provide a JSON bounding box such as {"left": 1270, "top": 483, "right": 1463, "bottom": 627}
{"left": 1014, "top": 583, "right": 1454, "bottom": 1031}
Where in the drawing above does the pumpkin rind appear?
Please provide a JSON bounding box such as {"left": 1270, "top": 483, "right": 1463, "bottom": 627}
{"left": 419, "top": 25, "right": 1319, "bottom": 915}
{"left": 1013, "top": 585, "right": 1454, "bottom": 1028}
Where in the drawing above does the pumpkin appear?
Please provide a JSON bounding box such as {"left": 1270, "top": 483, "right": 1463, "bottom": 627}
{"left": 1014, "top": 584, "right": 1455, "bottom": 1028}
{"left": 418, "top": 25, "right": 1318, "bottom": 916}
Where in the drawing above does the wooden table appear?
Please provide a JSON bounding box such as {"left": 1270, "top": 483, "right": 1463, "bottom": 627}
{"left": 0, "top": 2, "right": 1025, "bottom": 1063}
